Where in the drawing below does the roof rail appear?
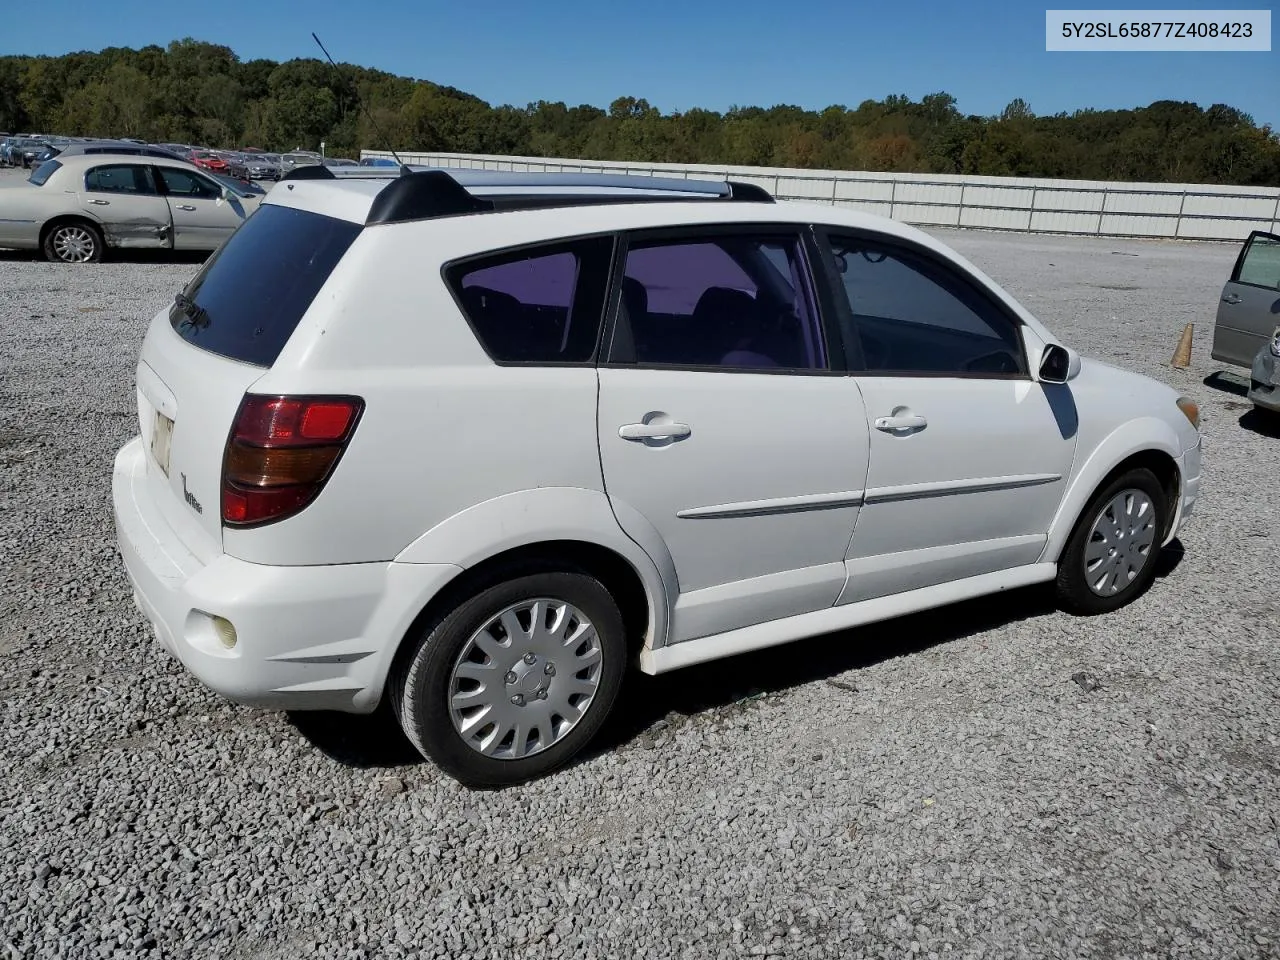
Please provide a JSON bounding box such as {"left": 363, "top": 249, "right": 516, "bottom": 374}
{"left": 280, "top": 164, "right": 775, "bottom": 223}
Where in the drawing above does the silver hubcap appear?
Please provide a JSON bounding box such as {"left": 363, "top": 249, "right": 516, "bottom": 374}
{"left": 52, "top": 226, "right": 95, "bottom": 263}
{"left": 1083, "top": 488, "right": 1157, "bottom": 596}
{"left": 449, "top": 598, "right": 603, "bottom": 760}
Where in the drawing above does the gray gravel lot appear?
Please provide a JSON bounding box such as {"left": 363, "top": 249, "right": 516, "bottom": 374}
{"left": 2, "top": 162, "right": 1278, "bottom": 959}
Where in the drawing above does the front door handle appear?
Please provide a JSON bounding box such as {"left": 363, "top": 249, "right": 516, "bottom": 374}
{"left": 874, "top": 414, "right": 928, "bottom": 432}
{"left": 1221, "top": 293, "right": 1242, "bottom": 305}
{"left": 619, "top": 422, "right": 691, "bottom": 441}
{"left": 177, "top": 204, "right": 197, "bottom": 211}
{"left": 87, "top": 199, "right": 109, "bottom": 205}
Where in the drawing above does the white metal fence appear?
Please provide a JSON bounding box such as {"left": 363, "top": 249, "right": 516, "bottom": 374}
{"left": 360, "top": 149, "right": 1280, "bottom": 242}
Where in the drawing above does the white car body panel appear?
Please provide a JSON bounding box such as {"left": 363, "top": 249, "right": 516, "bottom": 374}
{"left": 843, "top": 375, "right": 1076, "bottom": 602}
{"left": 597, "top": 368, "right": 871, "bottom": 643}
{"left": 110, "top": 172, "right": 1203, "bottom": 714}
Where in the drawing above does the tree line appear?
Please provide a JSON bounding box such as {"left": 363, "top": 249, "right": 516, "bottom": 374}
{"left": 1, "top": 39, "right": 1277, "bottom": 185}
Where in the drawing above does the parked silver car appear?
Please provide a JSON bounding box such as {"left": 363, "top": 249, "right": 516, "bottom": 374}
{"left": 0, "top": 154, "right": 263, "bottom": 263}
{"left": 240, "top": 153, "right": 282, "bottom": 181}
{"left": 1210, "top": 230, "right": 1280, "bottom": 413}
{"left": 281, "top": 151, "right": 323, "bottom": 174}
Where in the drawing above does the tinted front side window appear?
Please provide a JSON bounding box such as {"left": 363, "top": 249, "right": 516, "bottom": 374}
{"left": 829, "top": 237, "right": 1025, "bottom": 376}
{"left": 85, "top": 164, "right": 156, "bottom": 195}
{"left": 447, "top": 238, "right": 613, "bottom": 363}
{"left": 171, "top": 205, "right": 361, "bottom": 367}
{"left": 157, "top": 167, "right": 220, "bottom": 199}
{"left": 617, "top": 233, "right": 826, "bottom": 370}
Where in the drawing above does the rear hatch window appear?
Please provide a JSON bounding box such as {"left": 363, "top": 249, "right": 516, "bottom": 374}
{"left": 171, "top": 205, "right": 361, "bottom": 367}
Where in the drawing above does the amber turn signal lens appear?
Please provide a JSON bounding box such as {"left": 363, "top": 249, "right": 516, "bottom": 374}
{"left": 1176, "top": 396, "right": 1200, "bottom": 431}
{"left": 225, "top": 443, "right": 342, "bottom": 487}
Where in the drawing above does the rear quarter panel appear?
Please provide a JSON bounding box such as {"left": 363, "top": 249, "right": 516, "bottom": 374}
{"left": 222, "top": 226, "right": 612, "bottom": 569}
{"left": 0, "top": 180, "right": 66, "bottom": 247}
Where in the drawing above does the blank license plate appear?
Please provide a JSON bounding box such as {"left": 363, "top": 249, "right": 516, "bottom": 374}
{"left": 151, "top": 411, "right": 174, "bottom": 477}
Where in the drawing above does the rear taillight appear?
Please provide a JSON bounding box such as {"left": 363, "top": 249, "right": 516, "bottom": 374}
{"left": 221, "top": 395, "right": 363, "bottom": 527}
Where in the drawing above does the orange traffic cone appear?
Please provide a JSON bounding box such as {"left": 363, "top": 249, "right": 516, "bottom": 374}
{"left": 1171, "top": 323, "right": 1193, "bottom": 368}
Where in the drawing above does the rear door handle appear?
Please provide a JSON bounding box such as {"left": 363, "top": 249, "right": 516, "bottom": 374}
{"left": 177, "top": 204, "right": 197, "bottom": 211}
{"left": 619, "top": 422, "right": 691, "bottom": 441}
{"left": 874, "top": 414, "right": 928, "bottom": 432}
{"left": 87, "top": 199, "right": 109, "bottom": 205}
{"left": 1221, "top": 293, "right": 1242, "bottom": 305}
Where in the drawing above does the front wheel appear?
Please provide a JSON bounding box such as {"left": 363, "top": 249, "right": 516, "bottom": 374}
{"left": 393, "top": 571, "right": 627, "bottom": 787}
{"left": 1055, "top": 467, "right": 1168, "bottom": 615}
{"left": 43, "top": 221, "right": 104, "bottom": 264}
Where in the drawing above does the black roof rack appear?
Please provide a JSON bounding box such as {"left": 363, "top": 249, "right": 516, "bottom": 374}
{"left": 280, "top": 164, "right": 775, "bottom": 225}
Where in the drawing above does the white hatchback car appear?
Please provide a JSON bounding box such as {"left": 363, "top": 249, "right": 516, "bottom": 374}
{"left": 113, "top": 166, "right": 1203, "bottom": 786}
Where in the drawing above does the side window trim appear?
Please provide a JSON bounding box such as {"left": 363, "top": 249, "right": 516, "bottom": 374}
{"left": 1231, "top": 230, "right": 1280, "bottom": 290}
{"left": 812, "top": 225, "right": 1030, "bottom": 379}
{"left": 602, "top": 223, "right": 839, "bottom": 376}
{"left": 441, "top": 233, "right": 616, "bottom": 367}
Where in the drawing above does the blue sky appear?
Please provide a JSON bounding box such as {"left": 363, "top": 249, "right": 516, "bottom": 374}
{"left": 3, "top": 0, "right": 1277, "bottom": 127}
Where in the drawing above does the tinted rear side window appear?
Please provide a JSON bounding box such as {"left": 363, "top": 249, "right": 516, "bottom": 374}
{"left": 445, "top": 237, "right": 613, "bottom": 363}
{"left": 171, "top": 205, "right": 361, "bottom": 367}
{"left": 28, "top": 159, "right": 60, "bottom": 186}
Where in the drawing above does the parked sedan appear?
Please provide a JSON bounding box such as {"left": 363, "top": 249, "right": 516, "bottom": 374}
{"left": 6, "top": 138, "right": 52, "bottom": 168}
{"left": 0, "top": 154, "right": 262, "bottom": 263}
{"left": 280, "top": 151, "right": 323, "bottom": 174}
{"left": 245, "top": 154, "right": 282, "bottom": 180}
{"left": 190, "top": 151, "right": 230, "bottom": 174}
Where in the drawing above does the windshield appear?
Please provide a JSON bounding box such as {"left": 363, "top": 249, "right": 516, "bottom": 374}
{"left": 170, "top": 205, "right": 361, "bottom": 366}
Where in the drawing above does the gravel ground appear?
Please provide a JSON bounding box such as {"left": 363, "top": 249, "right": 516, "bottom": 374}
{"left": 2, "top": 164, "right": 1278, "bottom": 959}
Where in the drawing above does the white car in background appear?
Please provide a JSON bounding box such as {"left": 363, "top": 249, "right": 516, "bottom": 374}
{"left": 0, "top": 153, "right": 262, "bottom": 262}
{"left": 112, "top": 167, "right": 1203, "bottom": 787}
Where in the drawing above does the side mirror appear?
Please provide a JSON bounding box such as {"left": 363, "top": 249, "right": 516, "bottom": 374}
{"left": 1039, "top": 343, "right": 1081, "bottom": 383}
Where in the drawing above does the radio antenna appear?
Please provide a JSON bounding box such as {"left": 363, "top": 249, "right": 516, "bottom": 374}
{"left": 311, "top": 32, "right": 405, "bottom": 169}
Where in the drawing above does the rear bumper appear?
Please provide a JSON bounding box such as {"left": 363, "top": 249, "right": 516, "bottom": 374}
{"left": 113, "top": 437, "right": 462, "bottom": 713}
{"left": 1248, "top": 349, "right": 1280, "bottom": 413}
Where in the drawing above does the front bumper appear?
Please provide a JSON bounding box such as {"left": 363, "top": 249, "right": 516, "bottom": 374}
{"left": 1248, "top": 348, "right": 1280, "bottom": 413}
{"left": 112, "top": 437, "right": 461, "bottom": 713}
{"left": 1171, "top": 435, "right": 1202, "bottom": 540}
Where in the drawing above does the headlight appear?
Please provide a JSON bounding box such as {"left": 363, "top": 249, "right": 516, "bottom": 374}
{"left": 1176, "top": 396, "right": 1200, "bottom": 431}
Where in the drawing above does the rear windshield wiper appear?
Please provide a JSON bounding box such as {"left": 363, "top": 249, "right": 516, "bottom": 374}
{"left": 173, "top": 291, "right": 210, "bottom": 331}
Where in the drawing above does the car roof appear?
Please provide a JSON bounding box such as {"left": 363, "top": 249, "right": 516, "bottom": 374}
{"left": 265, "top": 166, "right": 928, "bottom": 243}
{"left": 42, "top": 153, "right": 208, "bottom": 173}
{"left": 55, "top": 141, "right": 182, "bottom": 156}
{"left": 263, "top": 167, "right": 1056, "bottom": 345}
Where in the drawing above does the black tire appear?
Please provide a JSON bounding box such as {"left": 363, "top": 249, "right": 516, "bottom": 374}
{"left": 42, "top": 220, "right": 104, "bottom": 264}
{"left": 393, "top": 571, "right": 627, "bottom": 788}
{"left": 1055, "top": 467, "right": 1167, "bottom": 615}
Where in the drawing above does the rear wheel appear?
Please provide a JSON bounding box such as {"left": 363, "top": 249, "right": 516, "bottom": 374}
{"left": 43, "top": 220, "right": 103, "bottom": 264}
{"left": 1055, "top": 467, "right": 1167, "bottom": 615}
{"left": 393, "top": 571, "right": 626, "bottom": 787}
